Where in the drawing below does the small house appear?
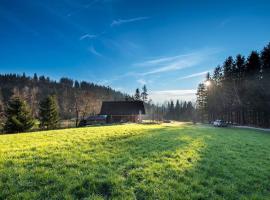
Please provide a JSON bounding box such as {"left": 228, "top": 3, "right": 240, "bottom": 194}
{"left": 99, "top": 101, "right": 145, "bottom": 123}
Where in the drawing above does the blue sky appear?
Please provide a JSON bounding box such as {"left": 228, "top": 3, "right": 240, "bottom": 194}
{"left": 0, "top": 0, "right": 270, "bottom": 102}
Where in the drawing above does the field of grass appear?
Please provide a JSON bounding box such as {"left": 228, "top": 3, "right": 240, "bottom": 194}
{"left": 0, "top": 123, "right": 270, "bottom": 199}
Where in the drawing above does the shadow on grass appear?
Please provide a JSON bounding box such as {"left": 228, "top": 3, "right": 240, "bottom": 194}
{"left": 64, "top": 125, "right": 212, "bottom": 199}
{"left": 176, "top": 127, "right": 270, "bottom": 200}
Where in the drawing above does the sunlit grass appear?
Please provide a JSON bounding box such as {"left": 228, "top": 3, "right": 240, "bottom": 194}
{"left": 0, "top": 123, "right": 270, "bottom": 199}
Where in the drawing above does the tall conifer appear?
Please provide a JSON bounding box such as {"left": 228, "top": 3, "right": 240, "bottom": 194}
{"left": 39, "top": 95, "right": 59, "bottom": 129}
{"left": 4, "top": 97, "right": 34, "bottom": 133}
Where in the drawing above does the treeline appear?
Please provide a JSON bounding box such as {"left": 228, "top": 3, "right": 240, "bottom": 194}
{"left": 145, "top": 100, "right": 195, "bottom": 122}
{"left": 0, "top": 73, "right": 126, "bottom": 123}
{"left": 196, "top": 43, "right": 270, "bottom": 127}
{"left": 132, "top": 86, "right": 195, "bottom": 122}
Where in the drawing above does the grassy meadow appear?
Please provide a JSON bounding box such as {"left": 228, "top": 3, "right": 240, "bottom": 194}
{"left": 0, "top": 123, "right": 270, "bottom": 199}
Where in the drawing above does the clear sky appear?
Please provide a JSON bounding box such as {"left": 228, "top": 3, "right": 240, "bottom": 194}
{"left": 1, "top": 0, "right": 270, "bottom": 103}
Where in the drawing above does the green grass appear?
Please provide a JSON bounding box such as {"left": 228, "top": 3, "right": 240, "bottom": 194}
{"left": 0, "top": 123, "right": 270, "bottom": 199}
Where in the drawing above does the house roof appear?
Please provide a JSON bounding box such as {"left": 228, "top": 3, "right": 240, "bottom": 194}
{"left": 100, "top": 101, "right": 146, "bottom": 115}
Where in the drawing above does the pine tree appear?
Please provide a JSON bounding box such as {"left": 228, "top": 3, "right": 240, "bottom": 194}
{"left": 33, "top": 73, "right": 38, "bottom": 82}
{"left": 261, "top": 43, "right": 270, "bottom": 74}
{"left": 212, "top": 66, "right": 222, "bottom": 84}
{"left": 196, "top": 83, "right": 207, "bottom": 122}
{"left": 134, "top": 88, "right": 141, "bottom": 100}
{"left": 246, "top": 51, "right": 261, "bottom": 76}
{"left": 175, "top": 100, "right": 181, "bottom": 120}
{"left": 3, "top": 97, "right": 34, "bottom": 133}
{"left": 261, "top": 43, "right": 270, "bottom": 127}
{"left": 169, "top": 100, "right": 175, "bottom": 120}
{"left": 141, "top": 85, "right": 148, "bottom": 102}
{"left": 39, "top": 95, "right": 59, "bottom": 130}
{"left": 74, "top": 80, "right": 80, "bottom": 89}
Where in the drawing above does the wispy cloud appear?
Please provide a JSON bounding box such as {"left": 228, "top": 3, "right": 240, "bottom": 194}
{"left": 142, "top": 58, "right": 197, "bottom": 75}
{"left": 111, "top": 17, "right": 149, "bottom": 27}
{"left": 135, "top": 48, "right": 220, "bottom": 75}
{"left": 134, "top": 54, "right": 192, "bottom": 67}
{"left": 137, "top": 79, "right": 147, "bottom": 85}
{"left": 149, "top": 89, "right": 197, "bottom": 103}
{"left": 136, "top": 77, "right": 156, "bottom": 85}
{"left": 178, "top": 70, "right": 210, "bottom": 80}
{"left": 88, "top": 45, "right": 102, "bottom": 57}
{"left": 80, "top": 34, "right": 97, "bottom": 40}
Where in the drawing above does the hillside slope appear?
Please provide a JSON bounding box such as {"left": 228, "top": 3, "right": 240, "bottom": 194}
{"left": 0, "top": 124, "right": 270, "bottom": 199}
{"left": 0, "top": 74, "right": 126, "bottom": 119}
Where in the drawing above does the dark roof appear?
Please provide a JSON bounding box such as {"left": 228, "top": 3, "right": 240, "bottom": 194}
{"left": 100, "top": 101, "right": 145, "bottom": 115}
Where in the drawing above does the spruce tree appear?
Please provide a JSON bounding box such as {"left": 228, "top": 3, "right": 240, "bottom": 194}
{"left": 175, "top": 100, "right": 181, "bottom": 121}
{"left": 4, "top": 97, "right": 34, "bottom": 133}
{"left": 134, "top": 88, "right": 141, "bottom": 100}
{"left": 39, "top": 95, "right": 59, "bottom": 129}
{"left": 33, "top": 73, "right": 38, "bottom": 82}
{"left": 261, "top": 43, "right": 270, "bottom": 127}
{"left": 196, "top": 83, "right": 207, "bottom": 122}
{"left": 141, "top": 85, "right": 148, "bottom": 102}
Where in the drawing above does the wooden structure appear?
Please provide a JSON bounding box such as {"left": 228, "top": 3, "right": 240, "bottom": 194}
{"left": 99, "top": 101, "right": 145, "bottom": 123}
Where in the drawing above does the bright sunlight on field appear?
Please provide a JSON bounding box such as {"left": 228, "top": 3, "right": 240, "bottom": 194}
{"left": 0, "top": 123, "right": 270, "bottom": 199}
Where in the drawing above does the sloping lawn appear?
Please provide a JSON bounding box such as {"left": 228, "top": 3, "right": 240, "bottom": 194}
{"left": 0, "top": 123, "right": 270, "bottom": 199}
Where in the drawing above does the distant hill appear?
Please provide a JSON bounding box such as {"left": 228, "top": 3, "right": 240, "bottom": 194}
{"left": 0, "top": 73, "right": 127, "bottom": 119}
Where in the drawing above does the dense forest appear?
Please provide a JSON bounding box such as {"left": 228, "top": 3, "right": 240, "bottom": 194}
{"left": 0, "top": 73, "right": 126, "bottom": 123}
{"left": 133, "top": 86, "right": 195, "bottom": 122}
{"left": 145, "top": 100, "right": 195, "bottom": 122}
{"left": 196, "top": 43, "right": 270, "bottom": 127}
